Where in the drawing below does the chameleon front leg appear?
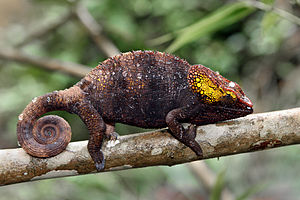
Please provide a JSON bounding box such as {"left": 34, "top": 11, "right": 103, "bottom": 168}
{"left": 74, "top": 101, "right": 106, "bottom": 171}
{"left": 166, "top": 107, "right": 203, "bottom": 157}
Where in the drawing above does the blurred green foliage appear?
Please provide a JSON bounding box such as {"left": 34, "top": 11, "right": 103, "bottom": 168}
{"left": 165, "top": 2, "right": 255, "bottom": 53}
{"left": 0, "top": 0, "right": 300, "bottom": 199}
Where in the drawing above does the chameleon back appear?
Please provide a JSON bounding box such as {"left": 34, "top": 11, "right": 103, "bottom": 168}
{"left": 77, "top": 51, "right": 193, "bottom": 128}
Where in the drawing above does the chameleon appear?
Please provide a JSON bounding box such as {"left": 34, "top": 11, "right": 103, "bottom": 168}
{"left": 17, "top": 50, "right": 253, "bottom": 171}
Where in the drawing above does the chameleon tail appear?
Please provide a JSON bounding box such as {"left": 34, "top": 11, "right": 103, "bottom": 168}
{"left": 17, "top": 86, "right": 82, "bottom": 158}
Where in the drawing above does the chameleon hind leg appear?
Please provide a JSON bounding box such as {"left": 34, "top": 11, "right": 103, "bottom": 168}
{"left": 105, "top": 123, "right": 119, "bottom": 140}
{"left": 166, "top": 106, "right": 203, "bottom": 157}
{"left": 74, "top": 101, "right": 106, "bottom": 171}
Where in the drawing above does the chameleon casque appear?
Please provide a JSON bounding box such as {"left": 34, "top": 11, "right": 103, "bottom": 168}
{"left": 17, "top": 50, "right": 253, "bottom": 171}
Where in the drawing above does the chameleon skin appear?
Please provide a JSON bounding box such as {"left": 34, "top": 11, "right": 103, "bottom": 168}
{"left": 17, "top": 50, "right": 253, "bottom": 171}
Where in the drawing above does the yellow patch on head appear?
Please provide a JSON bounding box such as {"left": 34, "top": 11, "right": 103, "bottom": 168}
{"left": 188, "top": 72, "right": 225, "bottom": 103}
{"left": 225, "top": 91, "right": 237, "bottom": 99}
{"left": 188, "top": 65, "right": 239, "bottom": 104}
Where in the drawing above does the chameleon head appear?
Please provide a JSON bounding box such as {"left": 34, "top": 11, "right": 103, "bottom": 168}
{"left": 188, "top": 64, "right": 253, "bottom": 115}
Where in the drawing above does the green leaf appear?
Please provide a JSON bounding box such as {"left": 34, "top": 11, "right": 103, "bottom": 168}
{"left": 261, "top": 11, "right": 280, "bottom": 35}
{"left": 166, "top": 2, "right": 255, "bottom": 53}
{"left": 210, "top": 170, "right": 226, "bottom": 200}
{"left": 236, "top": 183, "right": 268, "bottom": 200}
{"left": 261, "top": 0, "right": 275, "bottom": 5}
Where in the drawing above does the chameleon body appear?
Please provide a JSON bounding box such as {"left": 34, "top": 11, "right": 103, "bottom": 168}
{"left": 17, "top": 50, "right": 253, "bottom": 171}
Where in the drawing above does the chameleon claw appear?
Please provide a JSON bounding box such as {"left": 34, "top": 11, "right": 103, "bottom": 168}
{"left": 187, "top": 124, "right": 197, "bottom": 140}
{"left": 193, "top": 144, "right": 203, "bottom": 157}
{"left": 88, "top": 143, "right": 106, "bottom": 171}
{"left": 95, "top": 159, "right": 106, "bottom": 171}
{"left": 107, "top": 131, "right": 119, "bottom": 141}
{"left": 185, "top": 125, "right": 203, "bottom": 157}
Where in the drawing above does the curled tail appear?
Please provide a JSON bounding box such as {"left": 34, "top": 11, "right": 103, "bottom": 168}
{"left": 17, "top": 86, "right": 82, "bottom": 157}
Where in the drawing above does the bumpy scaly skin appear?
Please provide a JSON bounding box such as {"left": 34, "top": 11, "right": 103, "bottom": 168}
{"left": 17, "top": 50, "right": 253, "bottom": 171}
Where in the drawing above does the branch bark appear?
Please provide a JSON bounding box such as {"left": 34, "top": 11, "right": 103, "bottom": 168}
{"left": 1, "top": 108, "right": 300, "bottom": 186}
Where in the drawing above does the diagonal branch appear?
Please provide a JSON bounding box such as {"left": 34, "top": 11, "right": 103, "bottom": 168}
{"left": 242, "top": 0, "right": 300, "bottom": 26}
{"left": 1, "top": 108, "right": 300, "bottom": 186}
{"left": 0, "top": 3, "right": 121, "bottom": 78}
{"left": 188, "top": 161, "right": 235, "bottom": 200}
{"left": 0, "top": 48, "right": 90, "bottom": 77}
{"left": 74, "top": 3, "right": 120, "bottom": 57}
{"left": 15, "top": 11, "right": 74, "bottom": 47}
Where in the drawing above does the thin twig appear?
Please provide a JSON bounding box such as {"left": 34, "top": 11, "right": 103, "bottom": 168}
{"left": 74, "top": 3, "right": 120, "bottom": 57}
{"left": 1, "top": 108, "right": 300, "bottom": 186}
{"left": 0, "top": 48, "right": 90, "bottom": 77}
{"left": 188, "top": 161, "right": 235, "bottom": 200}
{"left": 242, "top": 0, "right": 300, "bottom": 26}
{"left": 15, "top": 11, "right": 74, "bottom": 47}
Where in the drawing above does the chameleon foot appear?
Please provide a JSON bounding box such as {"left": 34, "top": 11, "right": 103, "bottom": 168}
{"left": 95, "top": 157, "right": 106, "bottom": 171}
{"left": 89, "top": 150, "right": 105, "bottom": 171}
{"left": 107, "top": 131, "right": 119, "bottom": 141}
{"left": 105, "top": 124, "right": 119, "bottom": 140}
{"left": 184, "top": 125, "right": 203, "bottom": 157}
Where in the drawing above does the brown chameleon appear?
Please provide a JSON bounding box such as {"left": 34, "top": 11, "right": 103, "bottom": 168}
{"left": 17, "top": 50, "right": 253, "bottom": 171}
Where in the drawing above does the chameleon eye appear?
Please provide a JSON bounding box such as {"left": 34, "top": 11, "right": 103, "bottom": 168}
{"left": 223, "top": 90, "right": 237, "bottom": 103}
{"left": 225, "top": 93, "right": 231, "bottom": 98}
{"left": 223, "top": 93, "right": 232, "bottom": 102}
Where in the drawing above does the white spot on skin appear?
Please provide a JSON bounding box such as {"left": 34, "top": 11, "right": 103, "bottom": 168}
{"left": 23, "top": 172, "right": 28, "bottom": 176}
{"left": 106, "top": 139, "right": 120, "bottom": 148}
{"left": 151, "top": 148, "right": 163, "bottom": 155}
{"left": 229, "top": 81, "right": 236, "bottom": 88}
{"left": 136, "top": 63, "right": 140, "bottom": 67}
{"left": 32, "top": 97, "right": 38, "bottom": 103}
{"left": 47, "top": 97, "right": 51, "bottom": 103}
{"left": 137, "top": 73, "right": 142, "bottom": 79}
{"left": 18, "top": 114, "right": 24, "bottom": 121}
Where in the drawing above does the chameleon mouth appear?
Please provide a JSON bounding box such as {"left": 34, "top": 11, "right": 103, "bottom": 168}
{"left": 221, "top": 105, "right": 253, "bottom": 115}
{"left": 240, "top": 96, "right": 253, "bottom": 108}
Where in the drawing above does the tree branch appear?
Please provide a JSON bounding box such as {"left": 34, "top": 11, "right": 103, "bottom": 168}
{"left": 0, "top": 3, "right": 121, "bottom": 78}
{"left": 15, "top": 11, "right": 74, "bottom": 47}
{"left": 0, "top": 48, "right": 89, "bottom": 78}
{"left": 74, "top": 3, "right": 120, "bottom": 57}
{"left": 1, "top": 108, "right": 300, "bottom": 186}
{"left": 242, "top": 0, "right": 300, "bottom": 26}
